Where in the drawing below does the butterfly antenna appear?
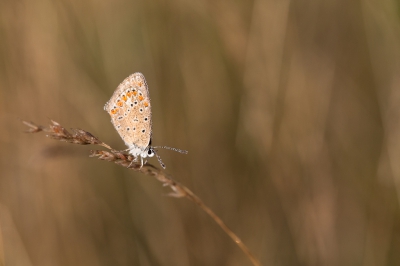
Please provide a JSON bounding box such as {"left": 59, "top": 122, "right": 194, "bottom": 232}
{"left": 153, "top": 146, "right": 188, "bottom": 154}
{"left": 153, "top": 149, "right": 166, "bottom": 169}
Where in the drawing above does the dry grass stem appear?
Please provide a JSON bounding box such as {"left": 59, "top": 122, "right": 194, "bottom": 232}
{"left": 23, "top": 120, "right": 261, "bottom": 266}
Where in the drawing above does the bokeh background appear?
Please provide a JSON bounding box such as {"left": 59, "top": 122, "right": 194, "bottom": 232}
{"left": 1, "top": 0, "right": 400, "bottom": 265}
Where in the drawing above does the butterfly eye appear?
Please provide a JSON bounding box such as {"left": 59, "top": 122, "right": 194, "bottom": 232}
{"left": 147, "top": 149, "right": 155, "bottom": 157}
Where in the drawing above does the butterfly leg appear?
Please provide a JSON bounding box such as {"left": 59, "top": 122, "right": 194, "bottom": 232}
{"left": 139, "top": 157, "right": 144, "bottom": 169}
{"left": 127, "top": 156, "right": 139, "bottom": 168}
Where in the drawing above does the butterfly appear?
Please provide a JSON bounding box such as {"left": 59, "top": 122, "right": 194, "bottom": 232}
{"left": 104, "top": 72, "right": 187, "bottom": 168}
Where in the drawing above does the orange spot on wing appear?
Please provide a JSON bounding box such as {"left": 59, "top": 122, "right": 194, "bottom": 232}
{"left": 117, "top": 101, "right": 123, "bottom": 107}
{"left": 133, "top": 91, "right": 137, "bottom": 96}
{"left": 144, "top": 102, "right": 149, "bottom": 107}
{"left": 138, "top": 95, "right": 144, "bottom": 101}
{"left": 122, "top": 95, "right": 127, "bottom": 101}
{"left": 111, "top": 108, "right": 118, "bottom": 115}
{"left": 127, "top": 91, "right": 132, "bottom": 97}
{"left": 138, "top": 82, "right": 143, "bottom": 87}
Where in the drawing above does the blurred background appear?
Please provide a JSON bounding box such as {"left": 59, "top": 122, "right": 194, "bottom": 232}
{"left": 1, "top": 0, "right": 400, "bottom": 265}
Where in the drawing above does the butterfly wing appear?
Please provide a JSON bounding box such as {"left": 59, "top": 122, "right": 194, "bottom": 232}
{"left": 104, "top": 73, "right": 152, "bottom": 151}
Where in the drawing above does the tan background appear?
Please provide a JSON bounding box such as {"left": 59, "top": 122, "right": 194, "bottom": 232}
{"left": 1, "top": 0, "right": 400, "bottom": 265}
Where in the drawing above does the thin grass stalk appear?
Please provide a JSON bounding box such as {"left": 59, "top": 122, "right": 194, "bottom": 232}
{"left": 22, "top": 120, "right": 261, "bottom": 266}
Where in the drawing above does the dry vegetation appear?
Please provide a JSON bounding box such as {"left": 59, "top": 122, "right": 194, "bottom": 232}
{"left": 1, "top": 0, "right": 400, "bottom": 265}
